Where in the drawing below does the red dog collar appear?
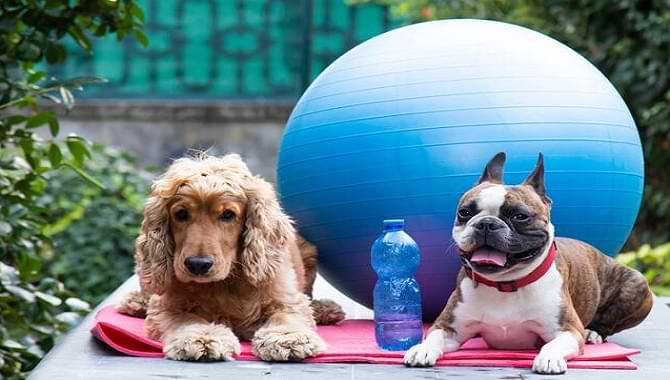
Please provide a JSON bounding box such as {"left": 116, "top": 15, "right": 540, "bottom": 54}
{"left": 464, "top": 241, "right": 557, "bottom": 292}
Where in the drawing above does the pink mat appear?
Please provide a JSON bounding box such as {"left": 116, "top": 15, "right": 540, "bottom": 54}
{"left": 91, "top": 305, "right": 639, "bottom": 369}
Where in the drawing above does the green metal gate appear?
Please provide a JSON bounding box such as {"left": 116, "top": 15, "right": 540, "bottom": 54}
{"left": 51, "top": 0, "right": 392, "bottom": 100}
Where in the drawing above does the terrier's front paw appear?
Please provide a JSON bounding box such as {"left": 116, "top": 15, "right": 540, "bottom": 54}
{"left": 532, "top": 352, "right": 567, "bottom": 374}
{"left": 585, "top": 329, "right": 603, "bottom": 344}
{"left": 403, "top": 343, "right": 442, "bottom": 367}
{"left": 252, "top": 327, "right": 326, "bottom": 361}
{"left": 164, "top": 324, "right": 240, "bottom": 361}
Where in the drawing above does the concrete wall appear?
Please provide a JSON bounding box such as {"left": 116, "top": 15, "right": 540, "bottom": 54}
{"left": 48, "top": 101, "right": 294, "bottom": 181}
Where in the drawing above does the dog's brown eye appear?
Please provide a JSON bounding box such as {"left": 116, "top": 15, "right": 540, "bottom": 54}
{"left": 219, "top": 210, "right": 236, "bottom": 222}
{"left": 458, "top": 209, "right": 472, "bottom": 219}
{"left": 512, "top": 213, "right": 530, "bottom": 222}
{"left": 175, "top": 209, "right": 190, "bottom": 222}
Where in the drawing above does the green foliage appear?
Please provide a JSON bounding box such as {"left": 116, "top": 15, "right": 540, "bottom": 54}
{"left": 1, "top": 1, "right": 145, "bottom": 378}
{"left": 618, "top": 243, "right": 670, "bottom": 296}
{"left": 43, "top": 145, "right": 148, "bottom": 305}
{"left": 0, "top": 262, "right": 90, "bottom": 379}
{"left": 368, "top": 0, "right": 670, "bottom": 248}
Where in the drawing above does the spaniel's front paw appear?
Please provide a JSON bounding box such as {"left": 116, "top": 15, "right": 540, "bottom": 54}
{"left": 311, "top": 299, "right": 346, "bottom": 325}
{"left": 116, "top": 290, "right": 149, "bottom": 318}
{"left": 164, "top": 324, "right": 240, "bottom": 361}
{"left": 252, "top": 327, "right": 326, "bottom": 361}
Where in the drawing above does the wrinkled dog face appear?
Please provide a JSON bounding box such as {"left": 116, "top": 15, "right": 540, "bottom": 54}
{"left": 452, "top": 152, "right": 553, "bottom": 276}
{"left": 168, "top": 185, "right": 247, "bottom": 283}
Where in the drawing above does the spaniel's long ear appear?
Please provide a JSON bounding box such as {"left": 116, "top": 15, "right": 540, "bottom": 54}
{"left": 135, "top": 193, "right": 174, "bottom": 295}
{"left": 241, "top": 176, "right": 294, "bottom": 286}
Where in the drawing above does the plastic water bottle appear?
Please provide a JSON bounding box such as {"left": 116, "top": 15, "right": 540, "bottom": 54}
{"left": 371, "top": 219, "right": 423, "bottom": 351}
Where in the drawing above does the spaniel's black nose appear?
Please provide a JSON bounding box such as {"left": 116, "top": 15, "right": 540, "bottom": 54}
{"left": 185, "top": 256, "right": 214, "bottom": 276}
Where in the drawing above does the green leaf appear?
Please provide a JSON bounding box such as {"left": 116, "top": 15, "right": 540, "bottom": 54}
{"left": 4, "top": 285, "right": 36, "bottom": 303}
{"left": 26, "top": 344, "right": 45, "bottom": 359}
{"left": 38, "top": 278, "right": 64, "bottom": 293}
{"left": 4, "top": 115, "right": 27, "bottom": 126}
{"left": 129, "top": 2, "right": 145, "bottom": 22}
{"left": 65, "top": 136, "right": 90, "bottom": 165}
{"left": 0, "top": 262, "right": 19, "bottom": 284}
{"left": 94, "top": 24, "right": 108, "bottom": 36}
{"left": 0, "top": 18, "right": 17, "bottom": 33}
{"left": 42, "top": 204, "right": 85, "bottom": 237}
{"left": 18, "top": 250, "right": 43, "bottom": 281}
{"left": 8, "top": 154, "right": 30, "bottom": 171}
{"left": 60, "top": 86, "right": 75, "bottom": 110}
{"left": 41, "top": 93, "right": 62, "bottom": 105}
{"left": 62, "top": 162, "right": 105, "bottom": 189}
{"left": 61, "top": 76, "right": 108, "bottom": 86}
{"left": 49, "top": 117, "right": 60, "bottom": 136}
{"left": 65, "top": 297, "right": 90, "bottom": 311}
{"left": 18, "top": 137, "right": 34, "bottom": 159}
{"left": 48, "top": 144, "right": 63, "bottom": 167}
{"left": 55, "top": 312, "right": 81, "bottom": 326}
{"left": 26, "top": 111, "right": 56, "bottom": 129}
{"left": 35, "top": 291, "right": 63, "bottom": 307}
{"left": 30, "top": 177, "right": 47, "bottom": 195}
{"left": 27, "top": 71, "right": 46, "bottom": 84}
{"left": 0, "top": 221, "right": 12, "bottom": 236}
{"left": 133, "top": 30, "right": 148, "bottom": 47}
{"left": 68, "top": 25, "right": 92, "bottom": 51}
{"left": 2, "top": 339, "right": 26, "bottom": 350}
{"left": 19, "top": 95, "right": 37, "bottom": 108}
{"left": 16, "top": 40, "right": 42, "bottom": 61}
{"left": 31, "top": 325, "right": 56, "bottom": 335}
{"left": 45, "top": 41, "right": 67, "bottom": 64}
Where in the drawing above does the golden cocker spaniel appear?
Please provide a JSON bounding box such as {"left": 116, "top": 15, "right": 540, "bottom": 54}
{"left": 117, "top": 153, "right": 344, "bottom": 361}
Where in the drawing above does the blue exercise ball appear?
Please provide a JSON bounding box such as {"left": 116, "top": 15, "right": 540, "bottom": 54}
{"left": 277, "top": 20, "right": 643, "bottom": 321}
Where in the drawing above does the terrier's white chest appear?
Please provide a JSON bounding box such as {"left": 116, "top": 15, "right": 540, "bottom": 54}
{"left": 453, "top": 265, "right": 564, "bottom": 349}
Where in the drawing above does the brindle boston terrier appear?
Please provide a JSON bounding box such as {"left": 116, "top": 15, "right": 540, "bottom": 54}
{"left": 404, "top": 152, "right": 653, "bottom": 374}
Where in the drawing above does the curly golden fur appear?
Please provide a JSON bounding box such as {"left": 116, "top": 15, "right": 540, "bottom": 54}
{"left": 117, "top": 153, "right": 344, "bottom": 361}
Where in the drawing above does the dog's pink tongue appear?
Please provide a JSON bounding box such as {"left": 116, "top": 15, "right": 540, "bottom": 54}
{"left": 470, "top": 247, "right": 507, "bottom": 267}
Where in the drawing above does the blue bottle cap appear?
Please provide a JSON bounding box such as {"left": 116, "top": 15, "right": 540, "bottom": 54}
{"left": 383, "top": 219, "right": 404, "bottom": 232}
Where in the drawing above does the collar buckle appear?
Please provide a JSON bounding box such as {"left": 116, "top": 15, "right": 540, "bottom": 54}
{"left": 496, "top": 281, "right": 518, "bottom": 292}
